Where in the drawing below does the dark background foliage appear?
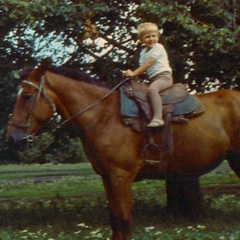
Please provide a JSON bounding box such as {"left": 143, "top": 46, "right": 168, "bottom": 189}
{"left": 0, "top": 0, "right": 239, "bottom": 163}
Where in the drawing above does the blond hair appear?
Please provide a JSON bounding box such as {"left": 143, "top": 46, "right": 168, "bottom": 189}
{"left": 137, "top": 22, "right": 159, "bottom": 40}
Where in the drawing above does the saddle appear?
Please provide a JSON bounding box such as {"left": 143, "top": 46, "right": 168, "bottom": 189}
{"left": 120, "top": 79, "right": 205, "bottom": 158}
{"left": 121, "top": 79, "right": 204, "bottom": 128}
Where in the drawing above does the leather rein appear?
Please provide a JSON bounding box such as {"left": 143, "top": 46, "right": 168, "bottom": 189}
{"left": 8, "top": 74, "right": 129, "bottom": 142}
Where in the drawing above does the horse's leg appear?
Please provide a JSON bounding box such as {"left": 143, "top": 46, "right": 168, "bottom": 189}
{"left": 227, "top": 152, "right": 240, "bottom": 178}
{"left": 102, "top": 172, "right": 134, "bottom": 240}
{"left": 165, "top": 173, "right": 182, "bottom": 216}
{"left": 166, "top": 172, "right": 204, "bottom": 220}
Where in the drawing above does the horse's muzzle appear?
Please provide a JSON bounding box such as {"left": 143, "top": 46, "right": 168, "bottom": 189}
{"left": 7, "top": 129, "right": 29, "bottom": 151}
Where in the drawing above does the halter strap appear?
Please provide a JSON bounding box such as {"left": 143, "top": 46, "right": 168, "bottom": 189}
{"left": 8, "top": 76, "right": 60, "bottom": 141}
{"left": 22, "top": 80, "right": 40, "bottom": 90}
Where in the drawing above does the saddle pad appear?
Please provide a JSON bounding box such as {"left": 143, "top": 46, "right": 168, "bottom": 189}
{"left": 120, "top": 86, "right": 139, "bottom": 117}
{"left": 120, "top": 86, "right": 197, "bottom": 118}
{"left": 172, "top": 94, "right": 196, "bottom": 116}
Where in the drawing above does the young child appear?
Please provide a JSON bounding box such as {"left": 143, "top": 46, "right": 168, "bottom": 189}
{"left": 123, "top": 22, "right": 173, "bottom": 127}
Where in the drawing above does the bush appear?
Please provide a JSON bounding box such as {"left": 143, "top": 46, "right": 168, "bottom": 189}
{"left": 18, "top": 132, "right": 87, "bottom": 164}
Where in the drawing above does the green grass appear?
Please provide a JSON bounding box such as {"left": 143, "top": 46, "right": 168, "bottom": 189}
{"left": 0, "top": 163, "right": 101, "bottom": 199}
{"left": 0, "top": 161, "right": 239, "bottom": 239}
{"left": 0, "top": 177, "right": 103, "bottom": 199}
{"left": 0, "top": 161, "right": 238, "bottom": 200}
{"left": 0, "top": 192, "right": 240, "bottom": 240}
{"left": 0, "top": 163, "right": 95, "bottom": 179}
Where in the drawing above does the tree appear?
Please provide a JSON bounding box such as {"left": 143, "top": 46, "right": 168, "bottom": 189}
{"left": 0, "top": 0, "right": 140, "bottom": 162}
{"left": 138, "top": 0, "right": 240, "bottom": 92}
{"left": 1, "top": 0, "right": 240, "bottom": 162}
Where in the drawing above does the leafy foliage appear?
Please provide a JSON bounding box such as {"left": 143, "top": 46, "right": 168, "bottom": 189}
{"left": 17, "top": 133, "right": 87, "bottom": 164}
{"left": 138, "top": 0, "right": 240, "bottom": 92}
{"left": 1, "top": 0, "right": 240, "bottom": 163}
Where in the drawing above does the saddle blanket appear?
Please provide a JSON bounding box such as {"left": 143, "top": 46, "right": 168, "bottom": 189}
{"left": 120, "top": 84, "right": 202, "bottom": 119}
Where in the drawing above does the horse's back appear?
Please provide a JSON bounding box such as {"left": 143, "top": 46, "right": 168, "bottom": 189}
{"left": 199, "top": 89, "right": 240, "bottom": 107}
{"left": 198, "top": 89, "right": 240, "bottom": 126}
{"left": 166, "top": 89, "right": 240, "bottom": 175}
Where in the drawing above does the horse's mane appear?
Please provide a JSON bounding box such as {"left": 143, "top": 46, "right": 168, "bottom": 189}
{"left": 19, "top": 64, "right": 110, "bottom": 89}
{"left": 47, "top": 66, "right": 94, "bottom": 83}
{"left": 46, "top": 65, "right": 110, "bottom": 89}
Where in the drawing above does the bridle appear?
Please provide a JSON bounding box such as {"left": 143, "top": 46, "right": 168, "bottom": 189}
{"left": 8, "top": 76, "right": 61, "bottom": 142}
{"left": 8, "top": 74, "right": 130, "bottom": 143}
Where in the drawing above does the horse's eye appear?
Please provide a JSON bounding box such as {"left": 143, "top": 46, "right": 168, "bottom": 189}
{"left": 22, "top": 93, "right": 33, "bottom": 101}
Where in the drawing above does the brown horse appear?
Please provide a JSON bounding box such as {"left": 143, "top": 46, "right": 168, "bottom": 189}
{"left": 7, "top": 59, "right": 240, "bottom": 240}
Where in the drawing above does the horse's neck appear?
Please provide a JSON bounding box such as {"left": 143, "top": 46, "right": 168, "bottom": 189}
{"left": 46, "top": 72, "right": 117, "bottom": 127}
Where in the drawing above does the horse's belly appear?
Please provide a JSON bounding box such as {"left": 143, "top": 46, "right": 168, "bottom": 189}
{"left": 168, "top": 123, "right": 230, "bottom": 176}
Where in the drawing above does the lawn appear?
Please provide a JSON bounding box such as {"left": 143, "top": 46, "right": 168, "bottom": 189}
{"left": 0, "top": 161, "right": 239, "bottom": 239}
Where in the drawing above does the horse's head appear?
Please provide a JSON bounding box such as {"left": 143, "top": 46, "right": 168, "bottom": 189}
{"left": 6, "top": 58, "right": 60, "bottom": 150}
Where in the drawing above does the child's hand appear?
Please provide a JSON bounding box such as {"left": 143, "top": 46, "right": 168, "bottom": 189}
{"left": 122, "top": 69, "right": 134, "bottom": 78}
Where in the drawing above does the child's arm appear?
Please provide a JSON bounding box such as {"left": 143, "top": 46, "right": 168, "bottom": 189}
{"left": 123, "top": 57, "right": 156, "bottom": 78}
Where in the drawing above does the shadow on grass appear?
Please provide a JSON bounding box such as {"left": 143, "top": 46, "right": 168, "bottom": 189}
{"left": 0, "top": 193, "right": 239, "bottom": 233}
{"left": 0, "top": 196, "right": 109, "bottom": 231}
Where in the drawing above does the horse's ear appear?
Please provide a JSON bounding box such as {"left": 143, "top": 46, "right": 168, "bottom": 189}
{"left": 27, "top": 58, "right": 52, "bottom": 81}
{"left": 39, "top": 57, "right": 52, "bottom": 72}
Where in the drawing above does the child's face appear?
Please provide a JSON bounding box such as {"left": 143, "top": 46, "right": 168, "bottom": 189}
{"left": 141, "top": 31, "right": 159, "bottom": 49}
